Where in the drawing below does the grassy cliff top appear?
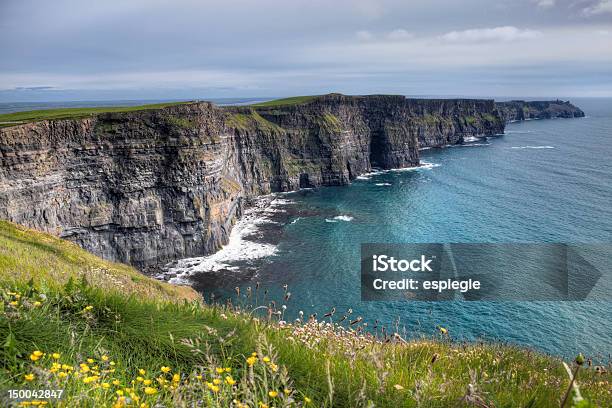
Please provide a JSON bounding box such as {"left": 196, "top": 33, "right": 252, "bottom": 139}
{"left": 0, "top": 221, "right": 609, "bottom": 407}
{"left": 249, "top": 95, "right": 320, "bottom": 107}
{"left": 0, "top": 101, "right": 192, "bottom": 127}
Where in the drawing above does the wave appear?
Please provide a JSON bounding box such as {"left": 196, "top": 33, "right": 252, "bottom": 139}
{"left": 510, "top": 146, "right": 555, "bottom": 149}
{"left": 375, "top": 182, "right": 392, "bottom": 186}
{"left": 505, "top": 130, "right": 533, "bottom": 134}
{"left": 161, "top": 196, "right": 286, "bottom": 284}
{"left": 326, "top": 215, "right": 354, "bottom": 223}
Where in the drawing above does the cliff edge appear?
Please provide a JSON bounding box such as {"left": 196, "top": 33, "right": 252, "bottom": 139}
{"left": 0, "top": 94, "right": 582, "bottom": 271}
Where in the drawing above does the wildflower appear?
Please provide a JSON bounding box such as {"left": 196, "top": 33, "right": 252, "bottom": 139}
{"left": 87, "top": 358, "right": 95, "bottom": 364}
{"left": 80, "top": 363, "right": 90, "bottom": 372}
{"left": 143, "top": 379, "right": 152, "bottom": 386}
{"left": 139, "top": 369, "right": 146, "bottom": 375}
{"left": 136, "top": 376, "right": 144, "bottom": 382}
{"left": 195, "top": 374, "right": 202, "bottom": 380}
{"left": 101, "top": 355, "right": 109, "bottom": 361}
{"left": 259, "top": 403, "right": 268, "bottom": 408}
{"left": 269, "top": 363, "right": 278, "bottom": 372}
{"left": 210, "top": 385, "right": 220, "bottom": 393}
{"left": 215, "top": 367, "right": 224, "bottom": 374}
{"left": 304, "top": 397, "right": 312, "bottom": 404}
{"left": 225, "top": 376, "right": 236, "bottom": 385}
{"left": 438, "top": 326, "right": 448, "bottom": 335}
{"left": 102, "top": 383, "right": 110, "bottom": 389}
{"left": 251, "top": 352, "right": 257, "bottom": 357}
{"left": 9, "top": 301, "right": 18, "bottom": 306}
{"left": 58, "top": 372, "right": 68, "bottom": 379}
{"left": 33, "top": 301, "right": 42, "bottom": 307}
{"left": 83, "top": 375, "right": 99, "bottom": 384}
{"left": 140, "top": 404, "right": 147, "bottom": 408}
{"left": 30, "top": 354, "right": 41, "bottom": 362}
{"left": 52, "top": 353, "right": 61, "bottom": 359}
{"left": 394, "top": 384, "right": 404, "bottom": 390}
{"left": 161, "top": 366, "right": 171, "bottom": 373}
{"left": 246, "top": 356, "right": 257, "bottom": 366}
{"left": 172, "top": 373, "right": 180, "bottom": 382}
{"left": 116, "top": 390, "right": 124, "bottom": 396}
{"left": 112, "top": 379, "right": 120, "bottom": 386}
{"left": 144, "top": 387, "right": 157, "bottom": 395}
{"left": 284, "top": 388, "right": 291, "bottom": 395}
{"left": 224, "top": 367, "right": 231, "bottom": 372}
{"left": 84, "top": 305, "right": 93, "bottom": 311}
{"left": 212, "top": 378, "right": 221, "bottom": 385}
{"left": 262, "top": 356, "right": 271, "bottom": 363}
{"left": 24, "top": 373, "right": 35, "bottom": 381}
{"left": 110, "top": 361, "right": 116, "bottom": 366}
{"left": 269, "top": 391, "right": 279, "bottom": 398}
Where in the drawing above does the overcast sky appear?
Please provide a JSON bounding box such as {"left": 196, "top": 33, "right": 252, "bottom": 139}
{"left": 1, "top": 0, "right": 611, "bottom": 101}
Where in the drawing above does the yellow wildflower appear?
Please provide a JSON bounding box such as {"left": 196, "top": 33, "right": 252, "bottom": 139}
{"left": 29, "top": 354, "right": 40, "bottom": 362}
{"left": 83, "top": 375, "right": 99, "bottom": 384}
{"left": 136, "top": 376, "right": 144, "bottom": 382}
{"left": 143, "top": 379, "right": 152, "bottom": 386}
{"left": 112, "top": 379, "right": 120, "bottom": 386}
{"left": 394, "top": 384, "right": 405, "bottom": 390}
{"left": 268, "top": 390, "right": 278, "bottom": 398}
{"left": 144, "top": 387, "right": 157, "bottom": 395}
{"left": 87, "top": 358, "right": 94, "bottom": 364}
{"left": 225, "top": 376, "right": 236, "bottom": 385}
{"left": 210, "top": 385, "right": 219, "bottom": 393}
{"left": 161, "top": 366, "right": 171, "bottom": 373}
{"left": 24, "top": 373, "right": 35, "bottom": 381}
{"left": 262, "top": 356, "right": 271, "bottom": 363}
{"left": 270, "top": 363, "right": 278, "bottom": 372}
{"left": 284, "top": 388, "right": 291, "bottom": 394}
{"left": 9, "top": 301, "right": 18, "bottom": 306}
{"left": 110, "top": 361, "right": 116, "bottom": 366}
{"left": 116, "top": 390, "right": 124, "bottom": 396}
{"left": 102, "top": 383, "right": 110, "bottom": 389}
{"left": 139, "top": 369, "right": 146, "bottom": 375}
{"left": 52, "top": 353, "right": 61, "bottom": 359}
{"left": 58, "top": 372, "right": 68, "bottom": 379}
{"left": 84, "top": 305, "right": 93, "bottom": 311}
{"left": 101, "top": 355, "right": 109, "bottom": 361}
{"left": 246, "top": 356, "right": 257, "bottom": 366}
{"left": 439, "top": 326, "right": 448, "bottom": 335}
{"left": 224, "top": 367, "right": 231, "bottom": 372}
{"left": 212, "top": 378, "right": 221, "bottom": 385}
{"left": 304, "top": 396, "right": 312, "bottom": 404}
{"left": 33, "top": 301, "right": 42, "bottom": 307}
{"left": 172, "top": 373, "right": 180, "bottom": 382}
{"left": 80, "top": 363, "right": 90, "bottom": 373}
{"left": 215, "top": 367, "right": 224, "bottom": 374}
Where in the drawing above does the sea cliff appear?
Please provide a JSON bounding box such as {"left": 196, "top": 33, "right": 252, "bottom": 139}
{"left": 0, "top": 94, "right": 582, "bottom": 270}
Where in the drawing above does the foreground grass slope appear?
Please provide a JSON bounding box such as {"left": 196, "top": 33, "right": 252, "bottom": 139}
{"left": 0, "top": 222, "right": 609, "bottom": 407}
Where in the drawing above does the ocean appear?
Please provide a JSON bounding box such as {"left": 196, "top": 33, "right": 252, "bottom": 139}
{"left": 169, "top": 97, "right": 612, "bottom": 360}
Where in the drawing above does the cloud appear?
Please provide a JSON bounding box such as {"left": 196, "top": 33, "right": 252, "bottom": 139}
{"left": 355, "top": 30, "right": 374, "bottom": 41}
{"left": 386, "top": 29, "right": 413, "bottom": 41}
{"left": 582, "top": 0, "right": 612, "bottom": 15}
{"left": 533, "top": 0, "right": 555, "bottom": 8}
{"left": 440, "top": 26, "right": 542, "bottom": 43}
{"left": 14, "top": 86, "right": 55, "bottom": 91}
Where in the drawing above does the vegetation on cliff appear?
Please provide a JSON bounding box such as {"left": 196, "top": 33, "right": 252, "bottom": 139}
{"left": 0, "top": 102, "right": 191, "bottom": 127}
{"left": 0, "top": 223, "right": 609, "bottom": 407}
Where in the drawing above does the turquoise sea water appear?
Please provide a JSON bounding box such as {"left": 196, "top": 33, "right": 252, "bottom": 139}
{"left": 180, "top": 98, "right": 612, "bottom": 360}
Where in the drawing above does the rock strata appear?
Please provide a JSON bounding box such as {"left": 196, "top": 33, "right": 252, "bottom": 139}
{"left": 0, "top": 94, "right": 582, "bottom": 271}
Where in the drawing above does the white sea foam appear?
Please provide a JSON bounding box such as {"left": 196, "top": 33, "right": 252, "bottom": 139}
{"left": 510, "top": 145, "right": 555, "bottom": 149}
{"left": 326, "top": 215, "right": 354, "bottom": 222}
{"left": 290, "top": 217, "right": 301, "bottom": 224}
{"left": 375, "top": 182, "right": 392, "bottom": 186}
{"left": 390, "top": 161, "right": 440, "bottom": 172}
{"left": 163, "top": 196, "right": 287, "bottom": 284}
{"left": 463, "top": 136, "right": 482, "bottom": 142}
{"left": 356, "top": 175, "right": 372, "bottom": 180}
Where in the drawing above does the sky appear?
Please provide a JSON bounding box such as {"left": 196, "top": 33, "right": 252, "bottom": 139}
{"left": 1, "top": 0, "right": 612, "bottom": 101}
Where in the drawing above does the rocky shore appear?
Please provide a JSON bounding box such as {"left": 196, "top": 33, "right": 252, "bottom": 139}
{"left": 0, "top": 94, "right": 584, "bottom": 271}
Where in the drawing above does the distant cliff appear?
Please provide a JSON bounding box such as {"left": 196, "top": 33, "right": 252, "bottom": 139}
{"left": 495, "top": 100, "right": 585, "bottom": 123}
{"left": 0, "top": 94, "right": 581, "bottom": 271}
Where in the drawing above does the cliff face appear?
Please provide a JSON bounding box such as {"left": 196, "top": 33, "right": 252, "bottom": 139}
{"left": 495, "top": 100, "right": 585, "bottom": 122}
{"left": 0, "top": 94, "right": 532, "bottom": 270}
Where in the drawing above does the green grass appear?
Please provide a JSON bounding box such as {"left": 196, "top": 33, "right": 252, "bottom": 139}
{"left": 0, "top": 223, "right": 609, "bottom": 407}
{"left": 250, "top": 96, "right": 319, "bottom": 107}
{"left": 0, "top": 102, "right": 192, "bottom": 127}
